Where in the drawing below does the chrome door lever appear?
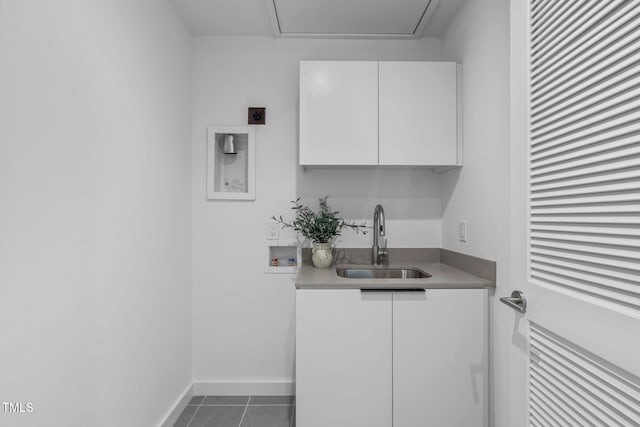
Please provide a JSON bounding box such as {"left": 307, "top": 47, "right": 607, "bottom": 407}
{"left": 500, "top": 290, "right": 527, "bottom": 314}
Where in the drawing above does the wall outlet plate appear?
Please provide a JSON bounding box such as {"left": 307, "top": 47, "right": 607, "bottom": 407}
{"left": 458, "top": 220, "right": 468, "bottom": 242}
{"left": 248, "top": 107, "right": 266, "bottom": 125}
{"left": 267, "top": 222, "right": 279, "bottom": 240}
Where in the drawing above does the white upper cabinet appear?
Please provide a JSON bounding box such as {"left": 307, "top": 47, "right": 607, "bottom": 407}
{"left": 299, "top": 61, "right": 379, "bottom": 165}
{"left": 379, "top": 61, "right": 459, "bottom": 166}
{"left": 299, "top": 60, "right": 460, "bottom": 166}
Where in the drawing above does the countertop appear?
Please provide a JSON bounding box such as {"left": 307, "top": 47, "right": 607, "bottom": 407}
{"left": 294, "top": 248, "right": 496, "bottom": 290}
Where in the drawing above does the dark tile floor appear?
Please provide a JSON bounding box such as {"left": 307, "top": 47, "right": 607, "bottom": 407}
{"left": 173, "top": 396, "right": 295, "bottom": 427}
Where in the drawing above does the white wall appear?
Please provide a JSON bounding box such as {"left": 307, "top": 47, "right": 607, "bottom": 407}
{"left": 440, "top": 0, "right": 511, "bottom": 426}
{"left": 191, "top": 36, "right": 443, "bottom": 391}
{"left": 297, "top": 169, "right": 443, "bottom": 248}
{"left": 0, "top": 1, "right": 192, "bottom": 426}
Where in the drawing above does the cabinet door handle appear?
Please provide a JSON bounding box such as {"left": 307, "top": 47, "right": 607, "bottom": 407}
{"left": 361, "top": 288, "right": 425, "bottom": 292}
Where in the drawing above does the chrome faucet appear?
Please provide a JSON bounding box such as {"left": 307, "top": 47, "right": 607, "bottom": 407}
{"left": 372, "top": 204, "right": 389, "bottom": 265}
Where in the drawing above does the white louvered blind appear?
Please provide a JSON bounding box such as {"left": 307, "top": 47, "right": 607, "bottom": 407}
{"left": 529, "top": 0, "right": 640, "bottom": 312}
{"left": 529, "top": 323, "right": 640, "bottom": 426}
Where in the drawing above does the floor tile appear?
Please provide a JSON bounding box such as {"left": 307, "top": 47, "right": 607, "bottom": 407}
{"left": 202, "top": 395, "right": 250, "bottom": 405}
{"left": 189, "top": 396, "right": 205, "bottom": 405}
{"left": 189, "top": 406, "right": 245, "bottom": 427}
{"left": 240, "top": 405, "right": 293, "bottom": 427}
{"left": 249, "top": 396, "right": 295, "bottom": 405}
{"left": 172, "top": 405, "right": 198, "bottom": 427}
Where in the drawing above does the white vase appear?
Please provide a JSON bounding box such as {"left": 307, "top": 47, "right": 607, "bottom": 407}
{"left": 311, "top": 242, "right": 333, "bottom": 269}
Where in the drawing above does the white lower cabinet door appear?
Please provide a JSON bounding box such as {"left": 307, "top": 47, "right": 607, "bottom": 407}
{"left": 295, "top": 289, "right": 392, "bottom": 427}
{"left": 392, "top": 289, "right": 488, "bottom": 427}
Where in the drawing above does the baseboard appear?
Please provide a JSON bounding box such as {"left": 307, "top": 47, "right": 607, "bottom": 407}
{"left": 193, "top": 380, "right": 295, "bottom": 396}
{"left": 159, "top": 383, "right": 193, "bottom": 427}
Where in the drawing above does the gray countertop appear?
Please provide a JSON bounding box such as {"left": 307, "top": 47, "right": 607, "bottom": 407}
{"left": 295, "top": 248, "right": 496, "bottom": 290}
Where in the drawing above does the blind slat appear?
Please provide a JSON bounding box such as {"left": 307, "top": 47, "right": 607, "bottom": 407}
{"left": 531, "top": 169, "right": 640, "bottom": 192}
{"left": 531, "top": 247, "right": 640, "bottom": 272}
{"left": 531, "top": 253, "right": 640, "bottom": 284}
{"left": 530, "top": 158, "right": 640, "bottom": 185}
{"left": 532, "top": 181, "right": 640, "bottom": 200}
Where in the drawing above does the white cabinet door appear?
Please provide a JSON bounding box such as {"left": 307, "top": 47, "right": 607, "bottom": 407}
{"left": 299, "top": 61, "right": 378, "bottom": 165}
{"left": 379, "top": 62, "right": 459, "bottom": 166}
{"left": 393, "top": 289, "right": 488, "bottom": 427}
{"left": 296, "top": 289, "right": 392, "bottom": 427}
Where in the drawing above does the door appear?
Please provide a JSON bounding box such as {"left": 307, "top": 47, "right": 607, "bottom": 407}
{"left": 295, "top": 289, "right": 392, "bottom": 427}
{"left": 393, "top": 289, "right": 488, "bottom": 427}
{"left": 508, "top": 1, "right": 640, "bottom": 425}
{"left": 378, "top": 61, "right": 459, "bottom": 166}
{"left": 299, "top": 61, "right": 378, "bottom": 165}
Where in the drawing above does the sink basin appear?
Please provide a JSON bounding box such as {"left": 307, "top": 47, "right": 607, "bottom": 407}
{"left": 336, "top": 267, "right": 431, "bottom": 279}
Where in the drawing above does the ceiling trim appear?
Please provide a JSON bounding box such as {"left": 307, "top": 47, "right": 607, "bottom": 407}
{"left": 265, "top": 0, "right": 282, "bottom": 36}
{"left": 411, "top": 0, "right": 439, "bottom": 38}
{"left": 264, "top": 0, "right": 442, "bottom": 40}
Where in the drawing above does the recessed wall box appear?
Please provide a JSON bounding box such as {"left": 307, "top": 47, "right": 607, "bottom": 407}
{"left": 207, "top": 126, "right": 256, "bottom": 200}
{"left": 265, "top": 239, "right": 301, "bottom": 274}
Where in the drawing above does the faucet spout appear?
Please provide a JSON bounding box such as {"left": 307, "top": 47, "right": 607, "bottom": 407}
{"left": 372, "top": 204, "right": 388, "bottom": 265}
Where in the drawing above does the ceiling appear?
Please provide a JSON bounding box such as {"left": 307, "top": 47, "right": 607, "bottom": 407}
{"left": 170, "top": 0, "right": 466, "bottom": 38}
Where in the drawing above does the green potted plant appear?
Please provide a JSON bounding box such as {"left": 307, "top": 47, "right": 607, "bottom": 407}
{"left": 272, "top": 196, "right": 367, "bottom": 268}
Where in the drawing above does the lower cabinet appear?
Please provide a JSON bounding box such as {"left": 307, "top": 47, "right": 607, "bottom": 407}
{"left": 296, "top": 289, "right": 488, "bottom": 427}
{"left": 393, "top": 289, "right": 488, "bottom": 427}
{"left": 296, "top": 289, "right": 392, "bottom": 427}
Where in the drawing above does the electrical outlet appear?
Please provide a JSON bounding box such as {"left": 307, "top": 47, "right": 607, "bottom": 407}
{"left": 458, "top": 220, "right": 468, "bottom": 243}
{"left": 248, "top": 107, "right": 266, "bottom": 125}
{"left": 267, "top": 222, "right": 279, "bottom": 240}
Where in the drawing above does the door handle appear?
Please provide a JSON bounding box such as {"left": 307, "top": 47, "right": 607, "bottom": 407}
{"left": 500, "top": 290, "right": 527, "bottom": 314}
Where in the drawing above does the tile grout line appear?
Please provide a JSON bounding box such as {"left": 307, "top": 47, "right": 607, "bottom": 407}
{"left": 241, "top": 404, "right": 292, "bottom": 406}
{"left": 184, "top": 397, "right": 203, "bottom": 427}
{"left": 200, "top": 404, "right": 247, "bottom": 406}
{"left": 237, "top": 396, "right": 251, "bottom": 427}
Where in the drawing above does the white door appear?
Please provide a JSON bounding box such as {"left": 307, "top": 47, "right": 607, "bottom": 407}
{"left": 393, "top": 290, "right": 488, "bottom": 427}
{"left": 378, "top": 61, "right": 459, "bottom": 166}
{"left": 299, "top": 61, "right": 379, "bottom": 166}
{"left": 295, "top": 289, "right": 392, "bottom": 427}
{"left": 508, "top": 1, "right": 640, "bottom": 425}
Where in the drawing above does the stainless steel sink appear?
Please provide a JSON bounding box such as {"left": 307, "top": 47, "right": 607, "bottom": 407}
{"left": 336, "top": 267, "right": 431, "bottom": 279}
